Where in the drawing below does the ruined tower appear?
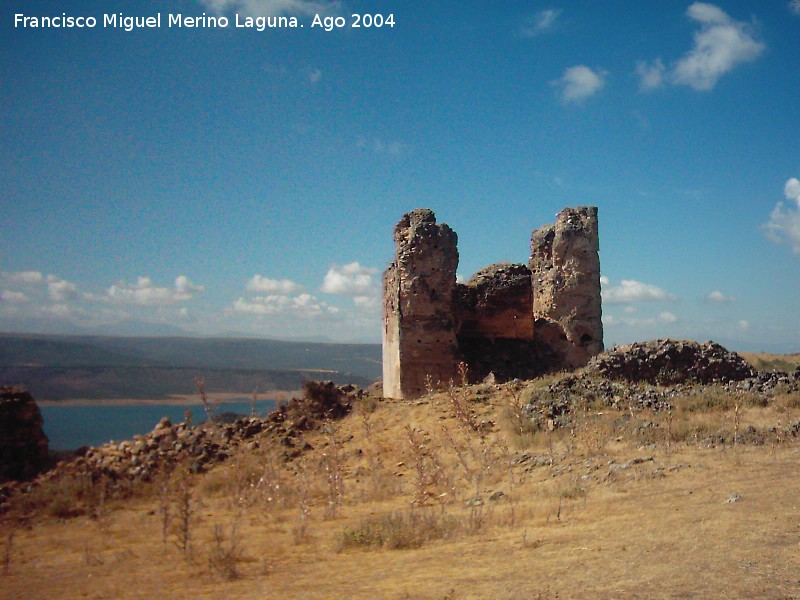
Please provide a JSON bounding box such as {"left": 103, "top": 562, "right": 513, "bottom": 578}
{"left": 382, "top": 209, "right": 461, "bottom": 399}
{"left": 529, "top": 206, "right": 604, "bottom": 368}
{"left": 382, "top": 206, "right": 603, "bottom": 399}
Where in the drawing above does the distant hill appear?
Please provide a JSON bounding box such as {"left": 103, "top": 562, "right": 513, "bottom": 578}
{"left": 0, "top": 333, "right": 382, "bottom": 402}
{"left": 1, "top": 365, "right": 374, "bottom": 402}
{"left": 0, "top": 333, "right": 381, "bottom": 376}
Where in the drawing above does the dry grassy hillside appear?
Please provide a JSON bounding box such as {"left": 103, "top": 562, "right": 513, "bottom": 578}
{"left": 2, "top": 369, "right": 800, "bottom": 599}
{"left": 741, "top": 352, "right": 800, "bottom": 373}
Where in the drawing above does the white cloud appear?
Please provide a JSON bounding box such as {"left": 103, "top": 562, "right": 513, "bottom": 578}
{"left": 105, "top": 276, "right": 204, "bottom": 306}
{"left": 763, "top": 177, "right": 800, "bottom": 254}
{"left": 4, "top": 270, "right": 44, "bottom": 284}
{"left": 232, "top": 293, "right": 338, "bottom": 318}
{"left": 246, "top": 275, "right": 302, "bottom": 294}
{"left": 604, "top": 314, "right": 656, "bottom": 327}
{"left": 353, "top": 295, "right": 380, "bottom": 311}
{"left": 737, "top": 319, "right": 750, "bottom": 331}
{"left": 46, "top": 276, "right": 78, "bottom": 302}
{"left": 554, "top": 65, "right": 607, "bottom": 103}
{"left": 321, "top": 262, "right": 379, "bottom": 296}
{"left": 175, "top": 275, "right": 203, "bottom": 296}
{"left": 306, "top": 67, "right": 322, "bottom": 84}
{"left": 356, "top": 137, "right": 409, "bottom": 157}
{"left": 705, "top": 290, "right": 734, "bottom": 304}
{"left": 521, "top": 9, "right": 561, "bottom": 37}
{"left": 636, "top": 58, "right": 665, "bottom": 91}
{"left": 602, "top": 279, "right": 678, "bottom": 304}
{"left": 788, "top": 177, "right": 800, "bottom": 201}
{"left": 1, "top": 272, "right": 79, "bottom": 302}
{"left": 1, "top": 290, "right": 28, "bottom": 304}
{"left": 200, "top": 0, "right": 340, "bottom": 17}
{"left": 671, "top": 2, "right": 764, "bottom": 91}
{"left": 658, "top": 311, "right": 678, "bottom": 324}
{"left": 791, "top": 0, "right": 800, "bottom": 16}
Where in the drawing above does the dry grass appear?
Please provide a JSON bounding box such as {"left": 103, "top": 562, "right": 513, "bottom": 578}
{"left": 2, "top": 375, "right": 800, "bottom": 599}
{"left": 741, "top": 352, "right": 800, "bottom": 372}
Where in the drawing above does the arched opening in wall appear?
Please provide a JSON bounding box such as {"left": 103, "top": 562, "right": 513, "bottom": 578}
{"left": 579, "top": 333, "right": 593, "bottom": 345}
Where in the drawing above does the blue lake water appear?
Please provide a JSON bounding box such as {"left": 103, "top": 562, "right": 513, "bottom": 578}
{"left": 40, "top": 400, "right": 277, "bottom": 450}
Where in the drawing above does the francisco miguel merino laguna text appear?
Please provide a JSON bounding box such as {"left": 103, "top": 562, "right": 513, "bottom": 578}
{"left": 14, "top": 13, "right": 307, "bottom": 32}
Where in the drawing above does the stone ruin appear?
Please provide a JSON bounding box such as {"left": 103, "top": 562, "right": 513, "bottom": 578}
{"left": 382, "top": 206, "right": 603, "bottom": 399}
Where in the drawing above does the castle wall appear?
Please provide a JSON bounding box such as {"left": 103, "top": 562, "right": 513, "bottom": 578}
{"left": 455, "top": 263, "right": 534, "bottom": 340}
{"left": 529, "top": 206, "right": 604, "bottom": 368}
{"left": 383, "top": 206, "right": 603, "bottom": 399}
{"left": 382, "top": 209, "right": 461, "bottom": 399}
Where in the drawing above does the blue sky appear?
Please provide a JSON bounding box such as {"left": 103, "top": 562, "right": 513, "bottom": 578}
{"left": 2, "top": 0, "right": 799, "bottom": 351}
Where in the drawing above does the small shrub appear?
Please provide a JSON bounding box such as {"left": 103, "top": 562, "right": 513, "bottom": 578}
{"left": 338, "top": 509, "right": 459, "bottom": 551}
{"left": 20, "top": 474, "right": 91, "bottom": 520}
{"left": 321, "top": 429, "right": 345, "bottom": 519}
{"left": 676, "top": 387, "right": 733, "bottom": 413}
{"left": 668, "top": 417, "right": 716, "bottom": 443}
{"left": 301, "top": 380, "right": 349, "bottom": 420}
{"left": 773, "top": 391, "right": 800, "bottom": 411}
{"left": 406, "top": 426, "right": 451, "bottom": 505}
{"left": 194, "top": 377, "right": 220, "bottom": 421}
{"left": 446, "top": 363, "right": 480, "bottom": 432}
{"left": 172, "top": 470, "right": 195, "bottom": 557}
{"left": 503, "top": 388, "right": 540, "bottom": 449}
{"left": 208, "top": 523, "right": 242, "bottom": 581}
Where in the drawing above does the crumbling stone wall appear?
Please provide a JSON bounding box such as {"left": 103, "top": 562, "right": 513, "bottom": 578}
{"left": 382, "top": 206, "right": 603, "bottom": 399}
{"left": 382, "top": 209, "right": 461, "bottom": 399}
{"left": 530, "top": 206, "right": 604, "bottom": 369}
{"left": 454, "top": 263, "right": 544, "bottom": 383}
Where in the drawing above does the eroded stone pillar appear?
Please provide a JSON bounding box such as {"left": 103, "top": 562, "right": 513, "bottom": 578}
{"left": 529, "top": 206, "right": 603, "bottom": 368}
{"left": 382, "top": 209, "right": 460, "bottom": 399}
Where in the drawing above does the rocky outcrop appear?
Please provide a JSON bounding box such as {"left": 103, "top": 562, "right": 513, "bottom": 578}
{"left": 0, "top": 387, "right": 49, "bottom": 483}
{"left": 585, "top": 340, "right": 756, "bottom": 384}
{"left": 529, "top": 206, "right": 603, "bottom": 369}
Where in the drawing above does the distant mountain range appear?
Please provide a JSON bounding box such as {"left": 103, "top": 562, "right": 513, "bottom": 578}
{"left": 0, "top": 333, "right": 382, "bottom": 402}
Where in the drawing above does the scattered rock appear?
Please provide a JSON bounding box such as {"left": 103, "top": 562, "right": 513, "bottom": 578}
{"left": 2, "top": 382, "right": 361, "bottom": 513}
{"left": 586, "top": 339, "right": 755, "bottom": 385}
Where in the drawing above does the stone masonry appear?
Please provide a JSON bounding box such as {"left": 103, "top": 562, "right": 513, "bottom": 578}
{"left": 382, "top": 209, "right": 461, "bottom": 400}
{"left": 382, "top": 206, "right": 603, "bottom": 399}
{"left": 530, "top": 206, "right": 604, "bottom": 369}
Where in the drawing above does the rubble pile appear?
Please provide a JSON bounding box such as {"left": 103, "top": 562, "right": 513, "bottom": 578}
{"left": 586, "top": 339, "right": 756, "bottom": 384}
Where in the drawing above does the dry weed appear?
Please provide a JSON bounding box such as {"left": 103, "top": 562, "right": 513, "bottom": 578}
{"left": 208, "top": 521, "right": 243, "bottom": 581}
